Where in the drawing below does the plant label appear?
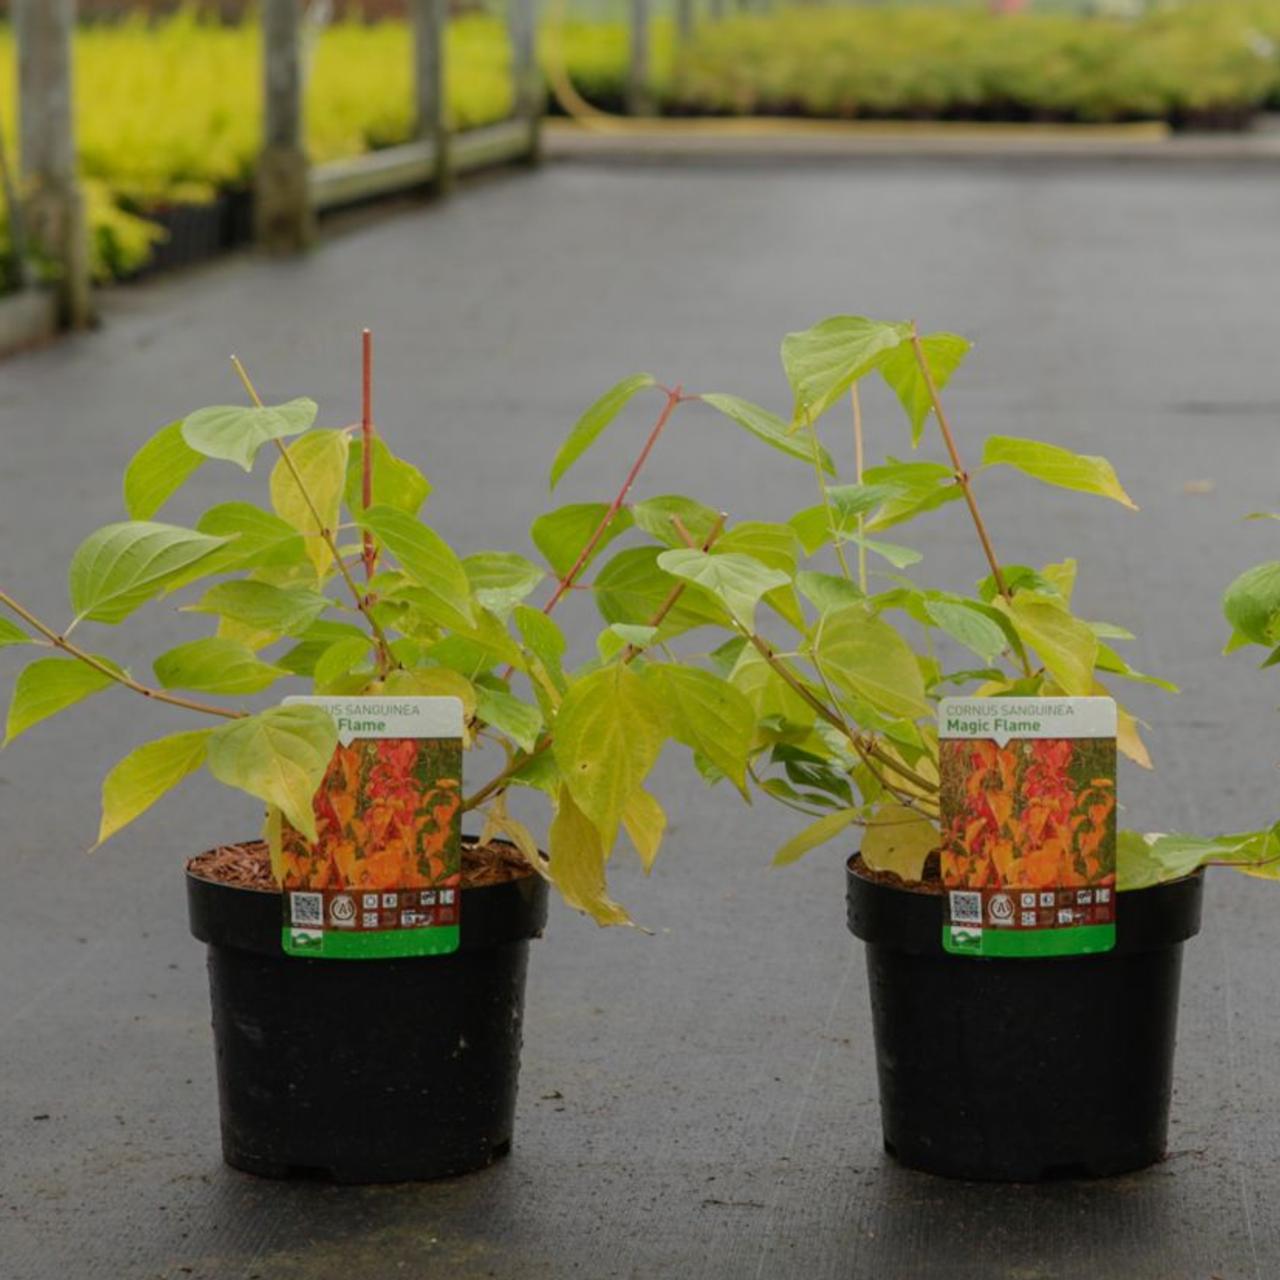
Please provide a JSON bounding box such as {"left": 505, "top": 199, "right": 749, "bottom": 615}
{"left": 277, "top": 696, "right": 464, "bottom": 959}
{"left": 938, "top": 696, "right": 1117, "bottom": 958}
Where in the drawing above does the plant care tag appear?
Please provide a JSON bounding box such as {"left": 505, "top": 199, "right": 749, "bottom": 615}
{"left": 276, "top": 696, "right": 464, "bottom": 960}
{"left": 938, "top": 696, "right": 1118, "bottom": 958}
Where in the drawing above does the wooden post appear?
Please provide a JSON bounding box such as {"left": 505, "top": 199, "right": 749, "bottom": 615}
{"left": 13, "top": 0, "right": 91, "bottom": 328}
{"left": 508, "top": 0, "right": 544, "bottom": 162}
{"left": 676, "top": 0, "right": 694, "bottom": 43}
{"left": 410, "top": 0, "right": 451, "bottom": 193}
{"left": 257, "top": 0, "right": 314, "bottom": 253}
{"left": 628, "top": 0, "right": 652, "bottom": 116}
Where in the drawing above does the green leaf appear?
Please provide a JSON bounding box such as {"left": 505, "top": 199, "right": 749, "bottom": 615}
{"left": 1223, "top": 562, "right": 1280, "bottom": 648}
{"left": 69, "top": 521, "right": 230, "bottom": 624}
{"left": 123, "top": 420, "right": 205, "bottom": 520}
{"left": 863, "top": 459, "right": 962, "bottom": 532}
{"left": 531, "top": 503, "right": 634, "bottom": 580}
{"left": 650, "top": 664, "right": 754, "bottom": 793}
{"left": 1118, "top": 828, "right": 1279, "bottom": 890}
{"left": 359, "top": 505, "right": 474, "bottom": 630}
{"left": 1095, "top": 643, "right": 1179, "bottom": 694}
{"left": 277, "top": 620, "right": 369, "bottom": 676}
{"left": 548, "top": 786, "right": 631, "bottom": 926}
{"left": 4, "top": 656, "right": 118, "bottom": 745}
{"left": 593, "top": 546, "right": 727, "bottom": 638}
{"left": 515, "top": 606, "right": 568, "bottom": 693}
{"left": 549, "top": 373, "right": 656, "bottom": 491}
{"left": 0, "top": 616, "right": 31, "bottom": 648}
{"left": 796, "top": 570, "right": 865, "bottom": 614}
{"left": 312, "top": 636, "right": 374, "bottom": 690}
{"left": 780, "top": 316, "right": 907, "bottom": 424}
{"left": 773, "top": 808, "right": 859, "bottom": 867}
{"left": 187, "top": 580, "right": 330, "bottom": 637}
{"left": 862, "top": 802, "right": 938, "bottom": 879}
{"left": 631, "top": 494, "right": 721, "bottom": 548}
{"left": 381, "top": 667, "right": 477, "bottom": 720}
{"left": 554, "top": 664, "right": 668, "bottom": 849}
{"left": 97, "top": 729, "right": 212, "bottom": 846}
{"left": 924, "top": 599, "right": 1008, "bottom": 663}
{"left": 878, "top": 333, "right": 971, "bottom": 447}
{"left": 699, "top": 393, "right": 835, "bottom": 473}
{"left": 729, "top": 645, "right": 817, "bottom": 741}
{"left": 475, "top": 685, "right": 544, "bottom": 753}
{"left": 181, "top": 397, "right": 317, "bottom": 471}
{"left": 462, "top": 552, "right": 545, "bottom": 618}
{"left": 844, "top": 533, "right": 922, "bottom": 570}
{"left": 994, "top": 593, "right": 1099, "bottom": 695}
{"left": 270, "top": 429, "right": 350, "bottom": 578}
{"left": 154, "top": 638, "right": 288, "bottom": 694}
{"left": 344, "top": 437, "right": 431, "bottom": 517}
{"left": 814, "top": 604, "right": 931, "bottom": 721}
{"left": 426, "top": 607, "right": 525, "bottom": 676}
{"left": 656, "top": 549, "right": 790, "bottom": 629}
{"left": 184, "top": 503, "right": 309, "bottom": 586}
{"left": 207, "top": 705, "right": 338, "bottom": 842}
{"left": 982, "top": 436, "right": 1137, "bottom": 510}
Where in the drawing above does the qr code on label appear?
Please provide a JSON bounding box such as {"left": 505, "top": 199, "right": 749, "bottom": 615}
{"left": 290, "top": 892, "right": 324, "bottom": 926}
{"left": 949, "top": 891, "right": 983, "bottom": 925}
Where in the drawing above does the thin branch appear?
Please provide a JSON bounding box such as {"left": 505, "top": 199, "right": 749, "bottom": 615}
{"left": 230, "top": 355, "right": 396, "bottom": 674}
{"left": 542, "top": 385, "right": 683, "bottom": 615}
{"left": 620, "top": 511, "right": 727, "bottom": 662}
{"left": 461, "top": 735, "right": 552, "bottom": 813}
{"left": 804, "top": 410, "right": 852, "bottom": 580}
{"left": 851, "top": 384, "right": 868, "bottom": 593}
{"left": 907, "top": 327, "right": 1032, "bottom": 678}
{"left": 0, "top": 590, "right": 244, "bottom": 721}
{"left": 360, "top": 328, "right": 377, "bottom": 581}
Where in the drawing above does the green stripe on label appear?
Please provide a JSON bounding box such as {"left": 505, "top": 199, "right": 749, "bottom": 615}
{"left": 282, "top": 925, "right": 460, "bottom": 959}
{"left": 943, "top": 923, "right": 1115, "bottom": 958}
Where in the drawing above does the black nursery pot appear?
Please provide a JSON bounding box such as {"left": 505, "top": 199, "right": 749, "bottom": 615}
{"left": 187, "top": 845, "right": 548, "bottom": 1184}
{"left": 846, "top": 857, "right": 1203, "bottom": 1182}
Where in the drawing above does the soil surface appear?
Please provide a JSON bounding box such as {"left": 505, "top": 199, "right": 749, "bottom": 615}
{"left": 850, "top": 849, "right": 944, "bottom": 895}
{"left": 186, "top": 838, "right": 536, "bottom": 893}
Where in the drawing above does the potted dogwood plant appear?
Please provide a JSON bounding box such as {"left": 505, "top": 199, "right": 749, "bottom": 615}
{"left": 0, "top": 334, "right": 766, "bottom": 1183}
{"left": 549, "top": 314, "right": 1280, "bottom": 1182}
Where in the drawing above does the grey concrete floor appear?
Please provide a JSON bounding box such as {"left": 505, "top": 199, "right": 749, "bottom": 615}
{"left": 3, "top": 158, "right": 1280, "bottom": 1279}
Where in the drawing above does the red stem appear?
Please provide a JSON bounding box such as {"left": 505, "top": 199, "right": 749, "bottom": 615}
{"left": 361, "top": 328, "right": 376, "bottom": 581}
{"left": 542, "top": 385, "right": 682, "bottom": 615}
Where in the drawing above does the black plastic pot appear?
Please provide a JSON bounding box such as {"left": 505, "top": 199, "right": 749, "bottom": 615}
{"left": 846, "top": 857, "right": 1203, "bottom": 1182}
{"left": 187, "top": 844, "right": 548, "bottom": 1183}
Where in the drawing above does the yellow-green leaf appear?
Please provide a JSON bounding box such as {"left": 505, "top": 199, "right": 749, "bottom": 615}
{"left": 270, "top": 428, "right": 350, "bottom": 578}
{"left": 814, "top": 604, "right": 931, "bottom": 721}
{"left": 651, "top": 664, "right": 754, "bottom": 793}
{"left": 700, "top": 393, "right": 836, "bottom": 472}
{"left": 4, "top": 656, "right": 118, "bottom": 745}
{"left": 207, "top": 705, "right": 338, "bottom": 842}
{"left": 878, "top": 333, "right": 971, "bottom": 447}
{"left": 69, "top": 521, "right": 229, "bottom": 624}
{"left": 862, "top": 802, "right": 938, "bottom": 880}
{"left": 773, "top": 808, "right": 859, "bottom": 867}
{"left": 549, "top": 373, "right": 656, "bottom": 491}
{"left": 982, "top": 436, "right": 1137, "bottom": 510}
{"left": 186, "top": 580, "right": 330, "bottom": 637}
{"left": 780, "top": 316, "right": 907, "bottom": 423}
{"left": 123, "top": 420, "right": 204, "bottom": 519}
{"left": 97, "top": 729, "right": 212, "bottom": 846}
{"left": 622, "top": 788, "right": 666, "bottom": 873}
{"left": 996, "top": 594, "right": 1098, "bottom": 696}
{"left": 344, "top": 437, "right": 431, "bottom": 517}
{"left": 154, "top": 637, "right": 287, "bottom": 695}
{"left": 548, "top": 786, "right": 631, "bottom": 925}
{"left": 359, "top": 505, "right": 474, "bottom": 630}
{"left": 0, "top": 616, "right": 31, "bottom": 648}
{"left": 554, "top": 665, "right": 667, "bottom": 849}
{"left": 182, "top": 397, "right": 317, "bottom": 471}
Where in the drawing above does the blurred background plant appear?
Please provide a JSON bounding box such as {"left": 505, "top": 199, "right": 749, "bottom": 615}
{"left": 1, "top": 0, "right": 1279, "bottom": 285}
